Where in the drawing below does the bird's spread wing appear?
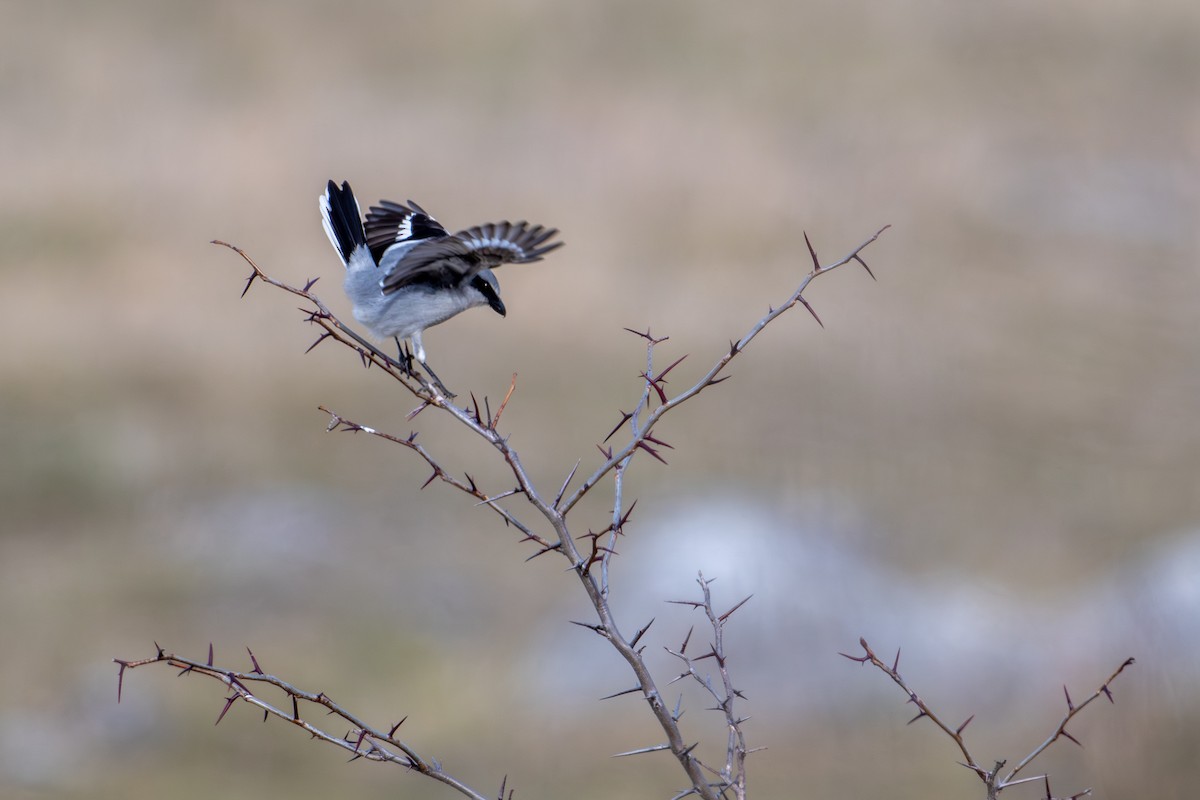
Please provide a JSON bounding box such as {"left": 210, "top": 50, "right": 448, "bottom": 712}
{"left": 380, "top": 221, "right": 563, "bottom": 295}
{"left": 454, "top": 221, "right": 563, "bottom": 264}
{"left": 364, "top": 199, "right": 448, "bottom": 265}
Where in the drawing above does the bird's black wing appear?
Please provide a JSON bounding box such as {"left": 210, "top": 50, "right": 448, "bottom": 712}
{"left": 380, "top": 221, "right": 563, "bottom": 295}
{"left": 364, "top": 199, "right": 448, "bottom": 265}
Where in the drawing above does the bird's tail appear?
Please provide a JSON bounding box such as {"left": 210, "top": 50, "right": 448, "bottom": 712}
{"left": 319, "top": 180, "right": 367, "bottom": 267}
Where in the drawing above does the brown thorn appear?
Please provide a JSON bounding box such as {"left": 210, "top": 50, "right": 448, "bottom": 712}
{"left": 617, "top": 498, "right": 638, "bottom": 529}
{"left": 655, "top": 353, "right": 689, "bottom": 382}
{"left": 853, "top": 254, "right": 877, "bottom": 280}
{"left": 554, "top": 459, "right": 581, "bottom": 508}
{"left": 956, "top": 714, "right": 975, "bottom": 736}
{"left": 215, "top": 694, "right": 237, "bottom": 725}
{"left": 388, "top": 716, "right": 408, "bottom": 737}
{"left": 718, "top": 594, "right": 753, "bottom": 622}
{"left": 635, "top": 440, "right": 668, "bottom": 464}
{"left": 643, "top": 433, "right": 675, "bottom": 450}
{"left": 207, "top": 643, "right": 214, "bottom": 667}
{"left": 642, "top": 372, "right": 669, "bottom": 404}
{"left": 240, "top": 270, "right": 258, "bottom": 298}
{"left": 799, "top": 296, "right": 824, "bottom": 327}
{"left": 803, "top": 231, "right": 821, "bottom": 271}
{"left": 491, "top": 373, "right": 517, "bottom": 429}
{"left": 603, "top": 410, "right": 634, "bottom": 443}
{"left": 305, "top": 331, "right": 334, "bottom": 354}
{"left": 629, "top": 618, "right": 655, "bottom": 648}
{"left": 524, "top": 542, "right": 562, "bottom": 561}
{"left": 114, "top": 660, "right": 127, "bottom": 703}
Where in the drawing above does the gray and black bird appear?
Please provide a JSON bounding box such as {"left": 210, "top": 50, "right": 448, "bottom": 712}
{"left": 319, "top": 180, "right": 562, "bottom": 370}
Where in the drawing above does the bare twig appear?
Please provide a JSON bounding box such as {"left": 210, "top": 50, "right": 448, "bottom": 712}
{"left": 1000, "top": 657, "right": 1136, "bottom": 787}
{"left": 558, "top": 225, "right": 890, "bottom": 516}
{"left": 663, "top": 574, "right": 754, "bottom": 800}
{"left": 316, "top": 405, "right": 549, "bottom": 550}
{"left": 114, "top": 645, "right": 490, "bottom": 800}
{"left": 841, "top": 638, "right": 1134, "bottom": 799}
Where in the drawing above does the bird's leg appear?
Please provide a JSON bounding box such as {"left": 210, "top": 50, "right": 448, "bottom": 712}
{"left": 395, "top": 335, "right": 454, "bottom": 397}
{"left": 418, "top": 358, "right": 454, "bottom": 399}
{"left": 393, "top": 337, "right": 416, "bottom": 375}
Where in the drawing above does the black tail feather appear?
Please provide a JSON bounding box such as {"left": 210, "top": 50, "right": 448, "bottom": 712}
{"left": 322, "top": 180, "right": 366, "bottom": 264}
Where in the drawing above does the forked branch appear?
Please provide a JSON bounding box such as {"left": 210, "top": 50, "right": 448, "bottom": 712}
{"left": 842, "top": 638, "right": 1134, "bottom": 799}
{"left": 117, "top": 225, "right": 889, "bottom": 800}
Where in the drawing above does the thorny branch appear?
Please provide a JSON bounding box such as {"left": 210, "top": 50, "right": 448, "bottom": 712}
{"left": 841, "top": 638, "right": 1134, "bottom": 800}
{"left": 113, "top": 645, "right": 492, "bottom": 800}
{"left": 117, "top": 227, "right": 888, "bottom": 800}
{"left": 658, "top": 574, "right": 758, "bottom": 800}
{"left": 558, "top": 226, "right": 890, "bottom": 518}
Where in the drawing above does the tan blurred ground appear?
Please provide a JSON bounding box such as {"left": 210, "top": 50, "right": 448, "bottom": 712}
{"left": 1, "top": 2, "right": 1197, "bottom": 798}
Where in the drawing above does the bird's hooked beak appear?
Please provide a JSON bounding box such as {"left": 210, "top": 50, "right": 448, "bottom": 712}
{"left": 489, "top": 295, "right": 507, "bottom": 317}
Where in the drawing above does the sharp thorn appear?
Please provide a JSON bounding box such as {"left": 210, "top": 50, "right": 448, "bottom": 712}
{"left": 799, "top": 296, "right": 824, "bottom": 327}
{"left": 803, "top": 230, "right": 820, "bottom": 270}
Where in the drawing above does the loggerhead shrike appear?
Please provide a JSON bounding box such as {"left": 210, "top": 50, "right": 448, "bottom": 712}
{"left": 319, "top": 179, "right": 562, "bottom": 368}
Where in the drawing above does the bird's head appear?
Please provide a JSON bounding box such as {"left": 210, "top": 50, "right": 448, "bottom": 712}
{"left": 471, "top": 270, "right": 506, "bottom": 317}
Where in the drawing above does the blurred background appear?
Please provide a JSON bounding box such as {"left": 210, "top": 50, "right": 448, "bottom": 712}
{"left": 2, "top": 1, "right": 1197, "bottom": 798}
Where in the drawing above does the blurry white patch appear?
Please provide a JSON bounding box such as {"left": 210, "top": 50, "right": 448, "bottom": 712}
{"left": 395, "top": 216, "right": 413, "bottom": 241}
{"left": 318, "top": 193, "right": 342, "bottom": 261}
